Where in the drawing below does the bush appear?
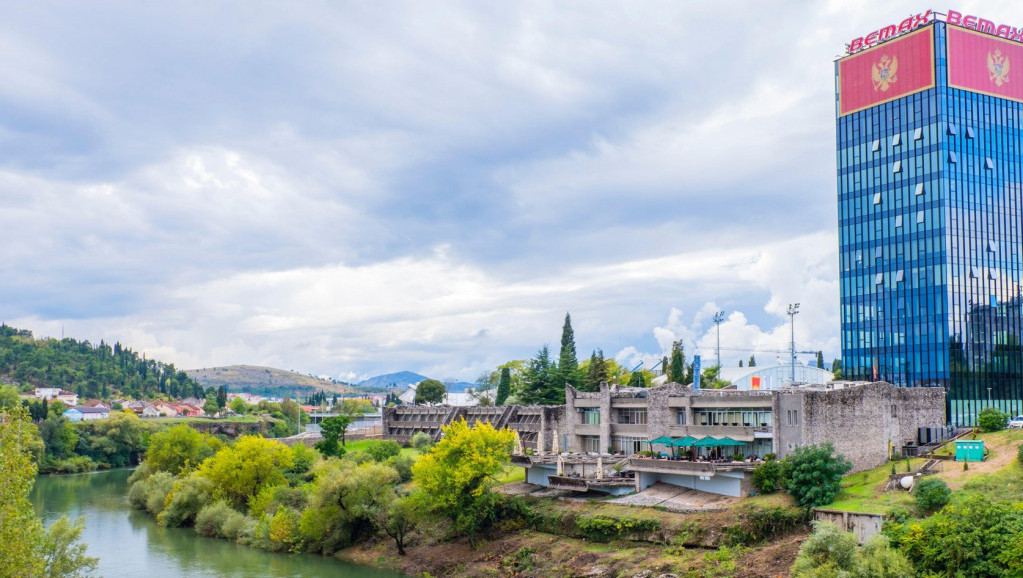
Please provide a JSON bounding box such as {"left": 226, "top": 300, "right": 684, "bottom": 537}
{"left": 912, "top": 477, "right": 950, "bottom": 514}
{"left": 574, "top": 515, "right": 660, "bottom": 542}
{"left": 158, "top": 475, "right": 213, "bottom": 527}
{"left": 365, "top": 440, "right": 402, "bottom": 462}
{"left": 978, "top": 407, "right": 1008, "bottom": 432}
{"left": 387, "top": 454, "right": 415, "bottom": 482}
{"left": 129, "top": 471, "right": 176, "bottom": 516}
{"left": 221, "top": 511, "right": 254, "bottom": 542}
{"left": 722, "top": 506, "right": 810, "bottom": 546}
{"left": 792, "top": 521, "right": 913, "bottom": 577}
{"left": 784, "top": 443, "right": 852, "bottom": 509}
{"left": 195, "top": 501, "right": 235, "bottom": 537}
{"left": 410, "top": 432, "right": 433, "bottom": 452}
{"left": 1018, "top": 443, "right": 1023, "bottom": 465}
{"left": 751, "top": 459, "right": 785, "bottom": 494}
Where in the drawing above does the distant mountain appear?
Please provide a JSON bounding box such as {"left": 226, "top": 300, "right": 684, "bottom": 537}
{"left": 185, "top": 365, "right": 354, "bottom": 399}
{"left": 357, "top": 371, "right": 428, "bottom": 390}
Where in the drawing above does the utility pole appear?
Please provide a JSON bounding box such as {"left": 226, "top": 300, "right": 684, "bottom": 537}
{"left": 713, "top": 311, "right": 725, "bottom": 368}
{"left": 787, "top": 303, "right": 800, "bottom": 383}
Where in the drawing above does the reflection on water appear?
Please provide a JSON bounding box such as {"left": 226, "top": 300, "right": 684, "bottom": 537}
{"left": 31, "top": 469, "right": 403, "bottom": 578}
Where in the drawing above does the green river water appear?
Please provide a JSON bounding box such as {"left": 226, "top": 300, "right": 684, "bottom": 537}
{"left": 31, "top": 469, "right": 405, "bottom": 578}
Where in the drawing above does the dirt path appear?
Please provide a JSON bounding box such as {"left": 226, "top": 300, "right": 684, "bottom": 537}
{"left": 933, "top": 430, "right": 1023, "bottom": 489}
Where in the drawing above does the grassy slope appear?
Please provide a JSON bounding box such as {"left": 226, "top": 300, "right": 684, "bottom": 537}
{"left": 828, "top": 429, "right": 1023, "bottom": 513}
{"left": 184, "top": 365, "right": 354, "bottom": 397}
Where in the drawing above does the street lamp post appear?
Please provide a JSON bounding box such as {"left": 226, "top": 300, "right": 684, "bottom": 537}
{"left": 787, "top": 303, "right": 800, "bottom": 383}
{"left": 713, "top": 311, "right": 725, "bottom": 368}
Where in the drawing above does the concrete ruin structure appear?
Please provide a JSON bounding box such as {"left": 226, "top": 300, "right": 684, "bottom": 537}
{"left": 382, "top": 380, "right": 946, "bottom": 497}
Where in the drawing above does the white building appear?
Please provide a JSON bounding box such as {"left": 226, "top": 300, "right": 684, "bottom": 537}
{"left": 718, "top": 363, "right": 834, "bottom": 391}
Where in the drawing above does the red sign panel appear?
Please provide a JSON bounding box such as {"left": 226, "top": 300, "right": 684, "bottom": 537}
{"left": 948, "top": 26, "right": 1023, "bottom": 103}
{"left": 838, "top": 27, "right": 935, "bottom": 116}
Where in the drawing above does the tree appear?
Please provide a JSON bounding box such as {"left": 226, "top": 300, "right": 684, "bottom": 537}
{"left": 627, "top": 371, "right": 647, "bottom": 387}
{"left": 555, "top": 313, "right": 581, "bottom": 389}
{"left": 39, "top": 413, "right": 78, "bottom": 461}
{"left": 738, "top": 359, "right": 743, "bottom": 367}
{"left": 230, "top": 396, "right": 248, "bottom": 414}
{"left": 978, "top": 406, "right": 1008, "bottom": 432}
{"left": 471, "top": 370, "right": 496, "bottom": 405}
{"left": 831, "top": 358, "right": 841, "bottom": 378}
{"left": 749, "top": 355, "right": 757, "bottom": 367}
{"left": 751, "top": 458, "right": 785, "bottom": 494}
{"left": 518, "top": 346, "right": 561, "bottom": 404}
{"left": 816, "top": 351, "right": 825, "bottom": 369}
{"left": 792, "top": 521, "right": 912, "bottom": 578}
{"left": 414, "top": 379, "right": 446, "bottom": 405}
{"left": 314, "top": 415, "right": 352, "bottom": 458}
{"left": 912, "top": 477, "right": 950, "bottom": 514}
{"left": 146, "top": 424, "right": 221, "bottom": 475}
{"left": 412, "top": 418, "right": 515, "bottom": 546}
{"left": 667, "top": 340, "right": 687, "bottom": 384}
{"left": 0, "top": 384, "right": 21, "bottom": 409}
{"left": 216, "top": 385, "right": 227, "bottom": 409}
{"left": 495, "top": 367, "right": 511, "bottom": 406}
{"left": 41, "top": 515, "right": 99, "bottom": 578}
{"left": 784, "top": 443, "right": 852, "bottom": 509}
{"left": 203, "top": 396, "right": 220, "bottom": 417}
{"left": 0, "top": 408, "right": 45, "bottom": 577}
{"left": 583, "top": 349, "right": 609, "bottom": 392}
{"left": 376, "top": 494, "right": 420, "bottom": 556}
{"left": 196, "top": 435, "right": 294, "bottom": 510}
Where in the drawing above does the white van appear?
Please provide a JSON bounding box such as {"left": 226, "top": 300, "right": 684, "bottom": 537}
{"left": 1009, "top": 415, "right": 1023, "bottom": 429}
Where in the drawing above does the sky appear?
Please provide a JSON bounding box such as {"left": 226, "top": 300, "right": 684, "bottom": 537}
{"left": 3, "top": 2, "right": 1019, "bottom": 383}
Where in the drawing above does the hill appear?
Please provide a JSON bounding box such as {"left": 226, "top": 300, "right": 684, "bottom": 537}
{"left": 185, "top": 365, "right": 354, "bottom": 399}
{"left": 0, "top": 324, "right": 205, "bottom": 400}
{"left": 357, "top": 371, "right": 428, "bottom": 389}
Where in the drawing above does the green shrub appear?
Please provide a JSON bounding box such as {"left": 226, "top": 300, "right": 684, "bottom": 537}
{"left": 195, "top": 501, "right": 235, "bottom": 537}
{"left": 784, "top": 443, "right": 852, "bottom": 508}
{"left": 575, "top": 514, "right": 659, "bottom": 542}
{"left": 723, "top": 506, "right": 810, "bottom": 546}
{"left": 387, "top": 454, "right": 415, "bottom": 482}
{"left": 365, "top": 440, "right": 402, "bottom": 462}
{"left": 792, "top": 521, "right": 913, "bottom": 577}
{"left": 1017, "top": 443, "right": 1023, "bottom": 465}
{"left": 158, "top": 475, "right": 212, "bottom": 527}
{"left": 751, "top": 459, "right": 785, "bottom": 494}
{"left": 133, "top": 471, "right": 175, "bottom": 516}
{"left": 978, "top": 407, "right": 1008, "bottom": 432}
{"left": 410, "top": 432, "right": 433, "bottom": 452}
{"left": 221, "top": 511, "right": 254, "bottom": 542}
{"left": 912, "top": 477, "right": 950, "bottom": 514}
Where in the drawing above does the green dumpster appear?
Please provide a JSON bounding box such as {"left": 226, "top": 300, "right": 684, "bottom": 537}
{"left": 955, "top": 440, "right": 984, "bottom": 462}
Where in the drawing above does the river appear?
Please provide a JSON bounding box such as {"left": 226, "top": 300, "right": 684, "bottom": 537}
{"left": 31, "top": 469, "right": 404, "bottom": 578}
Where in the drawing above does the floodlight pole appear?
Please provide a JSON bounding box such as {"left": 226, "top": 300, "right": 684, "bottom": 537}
{"left": 787, "top": 303, "right": 800, "bottom": 383}
{"left": 713, "top": 311, "right": 725, "bottom": 368}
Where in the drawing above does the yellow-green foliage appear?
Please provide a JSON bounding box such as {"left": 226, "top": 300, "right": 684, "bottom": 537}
{"left": 0, "top": 408, "right": 45, "bottom": 577}
{"left": 196, "top": 435, "right": 294, "bottom": 509}
{"left": 412, "top": 418, "right": 515, "bottom": 544}
{"left": 298, "top": 459, "right": 399, "bottom": 553}
{"left": 146, "top": 424, "right": 222, "bottom": 475}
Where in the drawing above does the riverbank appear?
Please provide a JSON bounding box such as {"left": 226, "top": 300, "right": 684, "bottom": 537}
{"left": 337, "top": 495, "right": 808, "bottom": 577}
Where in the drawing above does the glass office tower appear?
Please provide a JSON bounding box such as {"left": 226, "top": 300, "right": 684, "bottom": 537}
{"left": 837, "top": 21, "right": 1023, "bottom": 425}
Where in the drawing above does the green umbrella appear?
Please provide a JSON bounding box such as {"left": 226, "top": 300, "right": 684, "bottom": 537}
{"left": 692, "top": 436, "right": 721, "bottom": 447}
{"left": 715, "top": 437, "right": 747, "bottom": 447}
{"left": 670, "top": 436, "right": 699, "bottom": 447}
{"left": 648, "top": 436, "right": 675, "bottom": 445}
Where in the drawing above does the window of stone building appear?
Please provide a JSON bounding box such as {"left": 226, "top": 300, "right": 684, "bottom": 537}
{"left": 676, "top": 410, "right": 686, "bottom": 425}
{"left": 787, "top": 410, "right": 800, "bottom": 426}
{"left": 581, "top": 435, "right": 600, "bottom": 453}
{"left": 617, "top": 408, "right": 648, "bottom": 424}
{"left": 891, "top": 404, "right": 897, "bottom": 418}
{"left": 578, "top": 408, "right": 600, "bottom": 425}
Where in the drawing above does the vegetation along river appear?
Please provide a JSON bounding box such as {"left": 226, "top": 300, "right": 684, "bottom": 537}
{"left": 31, "top": 469, "right": 404, "bottom": 578}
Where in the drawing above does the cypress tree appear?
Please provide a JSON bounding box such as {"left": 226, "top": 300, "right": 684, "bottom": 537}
{"left": 584, "top": 349, "right": 609, "bottom": 392}
{"left": 521, "top": 346, "right": 559, "bottom": 404}
{"left": 556, "top": 313, "right": 581, "bottom": 389}
{"left": 667, "top": 340, "right": 687, "bottom": 384}
{"left": 739, "top": 359, "right": 744, "bottom": 367}
{"left": 816, "top": 351, "right": 825, "bottom": 369}
{"left": 495, "top": 367, "right": 511, "bottom": 406}
{"left": 749, "top": 355, "right": 757, "bottom": 367}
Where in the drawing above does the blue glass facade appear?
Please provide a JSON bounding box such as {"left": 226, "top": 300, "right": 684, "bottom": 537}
{"left": 837, "top": 23, "right": 1023, "bottom": 425}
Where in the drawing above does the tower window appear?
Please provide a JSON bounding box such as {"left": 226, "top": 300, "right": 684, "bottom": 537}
{"left": 914, "top": 127, "right": 923, "bottom": 141}
{"left": 873, "top": 192, "right": 882, "bottom": 205}
{"left": 916, "top": 211, "right": 925, "bottom": 224}
{"left": 987, "top": 240, "right": 998, "bottom": 253}
{"left": 971, "top": 266, "right": 981, "bottom": 279}
{"left": 871, "top": 139, "right": 880, "bottom": 152}
{"left": 895, "top": 215, "right": 903, "bottom": 228}
{"left": 875, "top": 273, "right": 884, "bottom": 285}
{"left": 985, "top": 158, "right": 994, "bottom": 170}
{"left": 947, "top": 123, "right": 957, "bottom": 135}
{"left": 966, "top": 126, "right": 975, "bottom": 139}
{"left": 895, "top": 270, "right": 905, "bottom": 283}
{"left": 893, "top": 160, "right": 902, "bottom": 173}
{"left": 948, "top": 151, "right": 958, "bottom": 163}
{"left": 915, "top": 183, "right": 925, "bottom": 196}
{"left": 892, "top": 134, "right": 901, "bottom": 146}
{"left": 989, "top": 269, "right": 999, "bottom": 280}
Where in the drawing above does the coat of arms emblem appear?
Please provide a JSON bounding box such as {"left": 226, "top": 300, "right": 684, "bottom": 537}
{"left": 988, "top": 49, "right": 1010, "bottom": 87}
{"left": 871, "top": 55, "right": 898, "bottom": 92}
